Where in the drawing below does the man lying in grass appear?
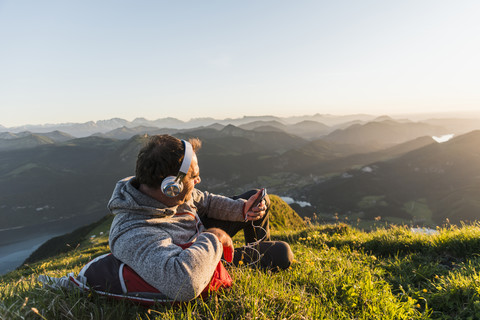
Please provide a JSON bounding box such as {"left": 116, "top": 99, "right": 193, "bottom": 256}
{"left": 42, "top": 134, "right": 293, "bottom": 304}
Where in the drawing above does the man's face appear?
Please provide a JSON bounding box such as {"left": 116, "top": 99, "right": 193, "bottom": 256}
{"left": 180, "top": 153, "right": 201, "bottom": 202}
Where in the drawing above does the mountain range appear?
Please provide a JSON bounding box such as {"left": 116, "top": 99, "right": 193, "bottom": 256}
{"left": 3, "top": 113, "right": 478, "bottom": 138}
{"left": 1, "top": 114, "right": 480, "bottom": 236}
{"left": 2, "top": 114, "right": 478, "bottom": 152}
{"left": 1, "top": 114, "right": 375, "bottom": 137}
{"left": 301, "top": 130, "right": 480, "bottom": 225}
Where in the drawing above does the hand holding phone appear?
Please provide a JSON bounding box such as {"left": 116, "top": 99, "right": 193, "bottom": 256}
{"left": 244, "top": 188, "right": 267, "bottom": 221}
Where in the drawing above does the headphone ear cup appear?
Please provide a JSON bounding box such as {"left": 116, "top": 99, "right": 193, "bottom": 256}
{"left": 161, "top": 176, "right": 183, "bottom": 197}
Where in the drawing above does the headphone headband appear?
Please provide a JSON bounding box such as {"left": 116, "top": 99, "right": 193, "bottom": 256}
{"left": 178, "top": 140, "right": 193, "bottom": 175}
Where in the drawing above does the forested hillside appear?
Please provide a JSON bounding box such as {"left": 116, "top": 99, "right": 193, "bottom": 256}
{"left": 1, "top": 116, "right": 480, "bottom": 232}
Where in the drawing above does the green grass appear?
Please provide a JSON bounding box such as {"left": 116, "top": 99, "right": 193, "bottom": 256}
{"left": 5, "top": 223, "right": 480, "bottom": 319}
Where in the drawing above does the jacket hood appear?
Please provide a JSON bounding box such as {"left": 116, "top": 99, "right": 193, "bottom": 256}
{"left": 107, "top": 176, "right": 177, "bottom": 217}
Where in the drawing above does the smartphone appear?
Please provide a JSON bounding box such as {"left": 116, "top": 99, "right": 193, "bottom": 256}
{"left": 245, "top": 188, "right": 267, "bottom": 221}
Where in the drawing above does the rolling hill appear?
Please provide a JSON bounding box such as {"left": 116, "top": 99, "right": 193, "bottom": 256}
{"left": 301, "top": 130, "right": 480, "bottom": 225}
{"left": 0, "top": 131, "right": 75, "bottom": 151}
{"left": 324, "top": 119, "right": 448, "bottom": 149}
{"left": 0, "top": 137, "right": 128, "bottom": 231}
{"left": 424, "top": 118, "right": 480, "bottom": 135}
{"left": 238, "top": 120, "right": 331, "bottom": 140}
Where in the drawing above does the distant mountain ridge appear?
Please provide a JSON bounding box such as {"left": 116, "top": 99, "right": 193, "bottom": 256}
{"left": 0, "top": 131, "right": 75, "bottom": 151}
{"left": 0, "top": 130, "right": 73, "bottom": 141}
{"left": 3, "top": 114, "right": 478, "bottom": 143}
{"left": 0, "top": 114, "right": 381, "bottom": 137}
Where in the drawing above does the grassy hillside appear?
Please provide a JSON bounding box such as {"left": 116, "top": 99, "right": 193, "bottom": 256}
{"left": 4, "top": 218, "right": 480, "bottom": 318}
{"left": 268, "top": 195, "right": 305, "bottom": 231}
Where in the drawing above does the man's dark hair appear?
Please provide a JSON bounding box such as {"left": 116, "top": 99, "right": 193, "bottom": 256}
{"left": 135, "top": 135, "right": 201, "bottom": 188}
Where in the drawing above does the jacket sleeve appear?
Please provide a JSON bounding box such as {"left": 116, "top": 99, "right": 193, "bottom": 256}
{"left": 192, "top": 189, "right": 246, "bottom": 221}
{"left": 110, "top": 225, "right": 223, "bottom": 301}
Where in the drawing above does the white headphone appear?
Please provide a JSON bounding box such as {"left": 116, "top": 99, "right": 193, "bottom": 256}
{"left": 161, "top": 140, "right": 194, "bottom": 197}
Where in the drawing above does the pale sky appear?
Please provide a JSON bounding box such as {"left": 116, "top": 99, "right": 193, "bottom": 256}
{"left": 1, "top": 0, "right": 479, "bottom": 127}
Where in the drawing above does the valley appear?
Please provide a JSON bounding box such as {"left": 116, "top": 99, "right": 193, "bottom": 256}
{"left": 1, "top": 113, "right": 480, "bottom": 273}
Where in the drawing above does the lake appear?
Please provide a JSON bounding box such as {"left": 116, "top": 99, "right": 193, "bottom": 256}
{"left": 0, "top": 233, "right": 63, "bottom": 275}
{"left": 0, "top": 212, "right": 106, "bottom": 275}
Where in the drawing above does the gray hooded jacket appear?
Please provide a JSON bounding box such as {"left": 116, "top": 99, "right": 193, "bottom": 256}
{"left": 108, "top": 176, "right": 245, "bottom": 301}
